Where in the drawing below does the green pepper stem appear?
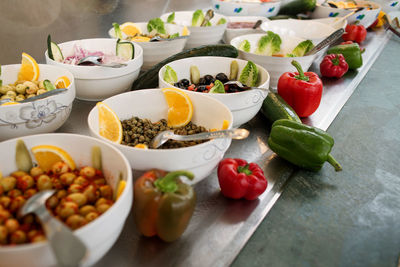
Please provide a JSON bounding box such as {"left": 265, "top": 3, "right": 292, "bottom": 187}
{"left": 332, "top": 55, "right": 340, "bottom": 66}
{"left": 327, "top": 154, "right": 342, "bottom": 172}
{"left": 154, "top": 170, "right": 194, "bottom": 193}
{"left": 237, "top": 164, "right": 253, "bottom": 175}
{"left": 292, "top": 60, "right": 310, "bottom": 82}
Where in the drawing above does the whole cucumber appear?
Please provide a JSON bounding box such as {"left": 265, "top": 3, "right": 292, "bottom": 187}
{"left": 131, "top": 44, "right": 238, "bottom": 90}
{"left": 260, "top": 92, "right": 302, "bottom": 123}
{"left": 278, "top": 0, "right": 317, "bottom": 16}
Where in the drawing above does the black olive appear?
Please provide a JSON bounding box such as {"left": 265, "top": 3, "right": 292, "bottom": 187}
{"left": 174, "top": 82, "right": 181, "bottom": 88}
{"left": 216, "top": 73, "right": 229, "bottom": 83}
{"left": 198, "top": 77, "right": 206, "bottom": 85}
{"left": 196, "top": 85, "right": 208, "bottom": 92}
{"left": 204, "top": 75, "right": 214, "bottom": 84}
{"left": 180, "top": 79, "right": 190, "bottom": 87}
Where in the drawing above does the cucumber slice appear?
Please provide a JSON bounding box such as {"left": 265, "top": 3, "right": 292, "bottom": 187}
{"left": 43, "top": 79, "right": 56, "bottom": 91}
{"left": 113, "top": 22, "right": 123, "bottom": 39}
{"left": 47, "top": 35, "right": 64, "bottom": 62}
{"left": 116, "top": 39, "right": 134, "bottom": 60}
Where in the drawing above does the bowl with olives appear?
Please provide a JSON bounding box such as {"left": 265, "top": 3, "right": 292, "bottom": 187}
{"left": 0, "top": 64, "right": 75, "bottom": 142}
{"left": 158, "top": 56, "right": 270, "bottom": 127}
{"left": 87, "top": 89, "right": 233, "bottom": 184}
{"left": 0, "top": 133, "right": 133, "bottom": 267}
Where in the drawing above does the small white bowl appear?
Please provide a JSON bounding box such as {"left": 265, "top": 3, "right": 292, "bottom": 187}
{"left": 311, "top": 0, "right": 381, "bottom": 28}
{"left": 231, "top": 33, "right": 317, "bottom": 88}
{"left": 88, "top": 89, "right": 233, "bottom": 184}
{"left": 223, "top": 16, "right": 269, "bottom": 44}
{"left": 0, "top": 64, "right": 75, "bottom": 142}
{"left": 0, "top": 133, "right": 133, "bottom": 267}
{"left": 260, "top": 19, "right": 336, "bottom": 44}
{"left": 212, "top": 0, "right": 281, "bottom": 17}
{"left": 160, "top": 11, "right": 228, "bottom": 49}
{"left": 158, "top": 56, "right": 270, "bottom": 127}
{"left": 45, "top": 38, "right": 143, "bottom": 101}
{"left": 108, "top": 23, "right": 190, "bottom": 70}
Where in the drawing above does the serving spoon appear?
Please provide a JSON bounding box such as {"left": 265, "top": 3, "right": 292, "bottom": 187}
{"left": 223, "top": 81, "right": 270, "bottom": 92}
{"left": 19, "top": 190, "right": 87, "bottom": 267}
{"left": 77, "top": 55, "right": 127, "bottom": 68}
{"left": 304, "top": 28, "right": 345, "bottom": 56}
{"left": 200, "top": 9, "right": 214, "bottom": 27}
{"left": 150, "top": 128, "right": 249, "bottom": 149}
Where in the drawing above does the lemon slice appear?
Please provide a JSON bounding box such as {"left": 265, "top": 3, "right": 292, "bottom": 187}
{"left": 1, "top": 102, "right": 19, "bottom": 106}
{"left": 162, "top": 87, "right": 193, "bottom": 128}
{"left": 55, "top": 76, "right": 71, "bottom": 89}
{"left": 116, "top": 180, "right": 126, "bottom": 200}
{"left": 31, "top": 145, "right": 76, "bottom": 172}
{"left": 221, "top": 119, "right": 230, "bottom": 130}
{"left": 131, "top": 36, "right": 150, "bottom": 42}
{"left": 134, "top": 144, "right": 148, "bottom": 149}
{"left": 18, "top": 52, "right": 40, "bottom": 81}
{"left": 97, "top": 102, "right": 123, "bottom": 144}
{"left": 120, "top": 22, "right": 141, "bottom": 36}
{"left": 182, "top": 26, "right": 189, "bottom": 36}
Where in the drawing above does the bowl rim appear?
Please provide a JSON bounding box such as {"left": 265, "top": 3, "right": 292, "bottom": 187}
{"left": 87, "top": 88, "right": 234, "bottom": 153}
{"left": 0, "top": 64, "right": 75, "bottom": 110}
{"left": 259, "top": 19, "right": 336, "bottom": 38}
{"left": 158, "top": 56, "right": 270, "bottom": 95}
{"left": 0, "top": 133, "right": 133, "bottom": 252}
{"left": 230, "top": 33, "right": 317, "bottom": 59}
{"left": 44, "top": 38, "right": 144, "bottom": 76}
{"left": 160, "top": 10, "right": 228, "bottom": 29}
{"left": 315, "top": 0, "right": 381, "bottom": 11}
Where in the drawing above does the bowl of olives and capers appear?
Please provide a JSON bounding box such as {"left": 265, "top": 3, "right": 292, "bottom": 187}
{"left": 159, "top": 56, "right": 270, "bottom": 127}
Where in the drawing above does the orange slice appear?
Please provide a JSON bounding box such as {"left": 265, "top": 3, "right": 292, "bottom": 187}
{"left": 134, "top": 144, "right": 148, "bottom": 149}
{"left": 97, "top": 102, "right": 122, "bottom": 144}
{"left": 221, "top": 119, "right": 230, "bottom": 130}
{"left": 1, "top": 102, "right": 19, "bottom": 106}
{"left": 31, "top": 145, "right": 76, "bottom": 172}
{"left": 162, "top": 87, "right": 193, "bottom": 128}
{"left": 18, "top": 52, "right": 40, "bottom": 81}
{"left": 55, "top": 76, "right": 71, "bottom": 89}
{"left": 120, "top": 22, "right": 141, "bottom": 36}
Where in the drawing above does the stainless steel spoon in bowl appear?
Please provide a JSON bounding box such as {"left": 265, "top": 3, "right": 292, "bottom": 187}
{"left": 200, "top": 9, "right": 214, "bottom": 27}
{"left": 19, "top": 190, "right": 87, "bottom": 267}
{"left": 150, "top": 128, "right": 249, "bottom": 149}
{"left": 77, "top": 55, "right": 127, "bottom": 68}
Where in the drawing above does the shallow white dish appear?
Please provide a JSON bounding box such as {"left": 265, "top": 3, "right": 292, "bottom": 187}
{"left": 0, "top": 64, "right": 75, "bottom": 142}
{"left": 88, "top": 89, "right": 233, "bottom": 184}
{"left": 160, "top": 11, "right": 228, "bottom": 49}
{"left": 211, "top": 0, "right": 281, "bottom": 17}
{"left": 158, "top": 56, "right": 270, "bottom": 127}
{"left": 311, "top": 0, "right": 381, "bottom": 28}
{"left": 0, "top": 133, "right": 133, "bottom": 267}
{"left": 260, "top": 19, "right": 336, "bottom": 44}
{"left": 223, "top": 16, "right": 270, "bottom": 44}
{"left": 231, "top": 33, "right": 317, "bottom": 88}
{"left": 108, "top": 23, "right": 189, "bottom": 70}
{"left": 45, "top": 38, "right": 143, "bottom": 101}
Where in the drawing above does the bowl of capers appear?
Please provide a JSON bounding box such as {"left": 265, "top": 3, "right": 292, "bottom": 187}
{"left": 0, "top": 64, "right": 75, "bottom": 141}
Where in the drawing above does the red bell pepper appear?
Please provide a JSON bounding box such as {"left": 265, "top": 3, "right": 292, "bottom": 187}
{"left": 277, "top": 60, "right": 323, "bottom": 118}
{"left": 217, "top": 158, "right": 267, "bottom": 200}
{"left": 342, "top": 24, "right": 367, "bottom": 44}
{"left": 320, "top": 54, "right": 349, "bottom": 78}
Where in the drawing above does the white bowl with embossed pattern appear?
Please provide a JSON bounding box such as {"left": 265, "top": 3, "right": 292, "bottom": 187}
{"left": 88, "top": 89, "right": 233, "bottom": 184}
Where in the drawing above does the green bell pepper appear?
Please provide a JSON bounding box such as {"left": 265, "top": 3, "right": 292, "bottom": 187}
{"left": 267, "top": 119, "right": 342, "bottom": 172}
{"left": 327, "top": 43, "right": 363, "bottom": 70}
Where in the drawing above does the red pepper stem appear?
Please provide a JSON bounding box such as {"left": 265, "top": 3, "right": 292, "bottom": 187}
{"left": 237, "top": 164, "right": 253, "bottom": 176}
{"left": 292, "top": 60, "right": 310, "bottom": 82}
{"left": 331, "top": 55, "right": 340, "bottom": 66}
{"left": 327, "top": 154, "right": 342, "bottom": 172}
{"left": 154, "top": 170, "right": 194, "bottom": 193}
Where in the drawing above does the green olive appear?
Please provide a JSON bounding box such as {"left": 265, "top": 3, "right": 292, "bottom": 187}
{"left": 60, "top": 172, "right": 76, "bottom": 186}
{"left": 66, "top": 193, "right": 87, "bottom": 207}
{"left": 0, "top": 176, "right": 17, "bottom": 192}
{"left": 37, "top": 175, "right": 53, "bottom": 191}
{"left": 30, "top": 167, "right": 44, "bottom": 177}
{"left": 66, "top": 214, "right": 86, "bottom": 230}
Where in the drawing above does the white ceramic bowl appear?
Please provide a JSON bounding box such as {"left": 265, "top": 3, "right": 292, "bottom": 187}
{"left": 45, "top": 38, "right": 143, "bottom": 101}
{"left": 108, "top": 23, "right": 190, "bottom": 70}
{"left": 0, "top": 133, "right": 133, "bottom": 267}
{"left": 212, "top": 0, "right": 281, "bottom": 17}
{"left": 311, "top": 17, "right": 348, "bottom": 30}
{"left": 158, "top": 56, "right": 270, "bottom": 127}
{"left": 231, "top": 33, "right": 317, "bottom": 88}
{"left": 374, "top": 0, "right": 399, "bottom": 12}
{"left": 260, "top": 19, "right": 336, "bottom": 44}
{"left": 223, "top": 16, "right": 270, "bottom": 44}
{"left": 88, "top": 89, "right": 233, "bottom": 184}
{"left": 311, "top": 0, "right": 381, "bottom": 28}
{"left": 160, "top": 11, "right": 228, "bottom": 49}
{"left": 0, "top": 64, "right": 75, "bottom": 142}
